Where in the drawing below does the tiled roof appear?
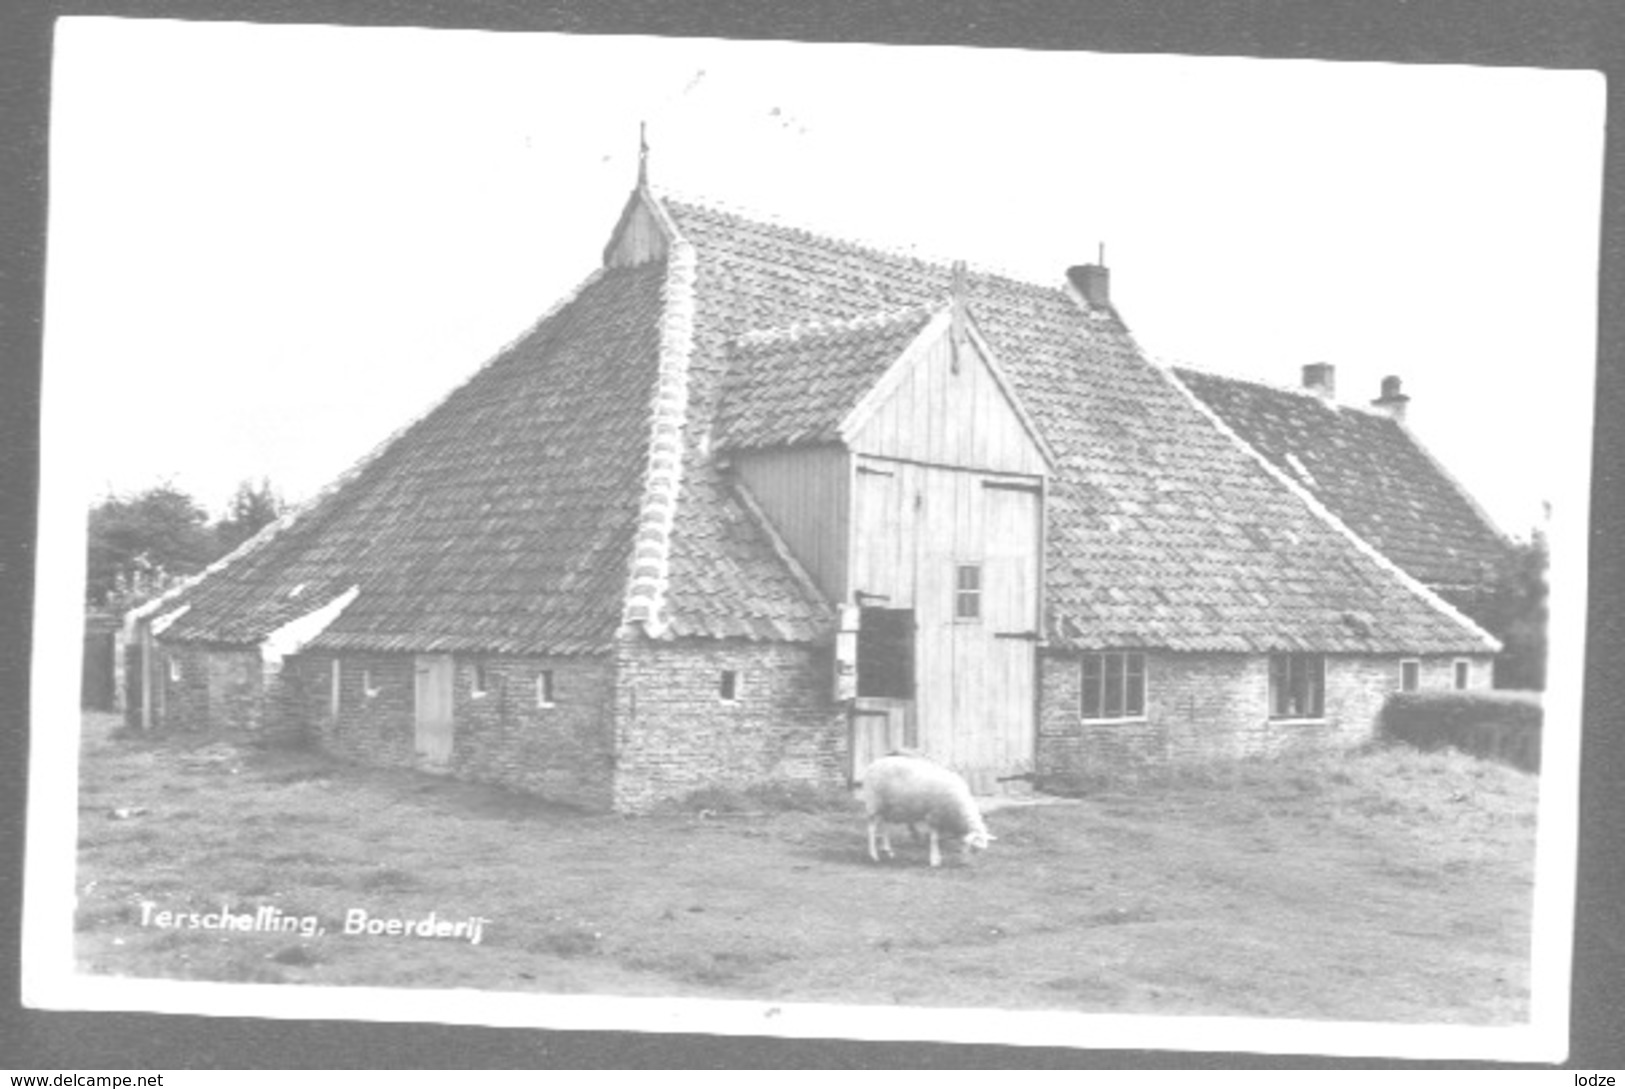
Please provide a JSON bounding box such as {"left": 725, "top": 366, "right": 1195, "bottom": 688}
{"left": 1172, "top": 369, "right": 1510, "bottom": 591}
{"left": 161, "top": 264, "right": 821, "bottom": 653}
{"left": 713, "top": 304, "right": 938, "bottom": 451}
{"left": 663, "top": 196, "right": 1493, "bottom": 655}
{"left": 158, "top": 184, "right": 1496, "bottom": 657}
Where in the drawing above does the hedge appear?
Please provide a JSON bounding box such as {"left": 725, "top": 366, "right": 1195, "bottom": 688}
{"left": 1378, "top": 690, "right": 1543, "bottom": 772}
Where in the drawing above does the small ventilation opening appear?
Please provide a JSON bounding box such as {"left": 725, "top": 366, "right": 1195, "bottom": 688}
{"left": 719, "top": 670, "right": 739, "bottom": 703}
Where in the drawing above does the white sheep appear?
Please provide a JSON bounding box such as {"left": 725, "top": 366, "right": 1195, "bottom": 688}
{"left": 859, "top": 753, "right": 994, "bottom": 867}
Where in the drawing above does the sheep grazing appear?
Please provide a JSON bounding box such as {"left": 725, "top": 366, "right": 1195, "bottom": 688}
{"left": 859, "top": 753, "right": 994, "bottom": 867}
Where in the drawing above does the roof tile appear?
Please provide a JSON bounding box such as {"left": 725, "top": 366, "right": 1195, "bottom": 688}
{"left": 1174, "top": 368, "right": 1510, "bottom": 590}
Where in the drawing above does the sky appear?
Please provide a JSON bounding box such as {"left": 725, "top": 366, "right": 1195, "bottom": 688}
{"left": 43, "top": 18, "right": 1605, "bottom": 540}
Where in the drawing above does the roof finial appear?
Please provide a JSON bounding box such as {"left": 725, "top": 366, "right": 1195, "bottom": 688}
{"left": 638, "top": 120, "right": 649, "bottom": 187}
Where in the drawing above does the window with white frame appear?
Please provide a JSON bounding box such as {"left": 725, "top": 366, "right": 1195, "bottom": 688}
{"left": 1454, "top": 659, "right": 1471, "bottom": 690}
{"left": 1269, "top": 654, "right": 1325, "bottom": 719}
{"left": 1081, "top": 651, "right": 1146, "bottom": 720}
{"left": 537, "top": 670, "right": 556, "bottom": 708}
{"left": 954, "top": 564, "right": 982, "bottom": 621}
{"left": 1400, "top": 659, "right": 1420, "bottom": 692}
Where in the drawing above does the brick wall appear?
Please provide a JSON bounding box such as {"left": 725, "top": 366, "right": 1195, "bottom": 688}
{"left": 296, "top": 650, "right": 617, "bottom": 810}
{"left": 1037, "top": 650, "right": 1492, "bottom": 779}
{"left": 267, "top": 652, "right": 326, "bottom": 741}
{"left": 155, "top": 642, "right": 263, "bottom": 733}
{"left": 307, "top": 652, "right": 419, "bottom": 770}
{"left": 446, "top": 655, "right": 616, "bottom": 809}
{"left": 611, "top": 637, "right": 848, "bottom": 812}
{"left": 1404, "top": 655, "right": 1495, "bottom": 692}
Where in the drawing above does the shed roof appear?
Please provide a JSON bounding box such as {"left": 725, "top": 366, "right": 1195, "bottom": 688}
{"left": 1172, "top": 368, "right": 1511, "bottom": 592}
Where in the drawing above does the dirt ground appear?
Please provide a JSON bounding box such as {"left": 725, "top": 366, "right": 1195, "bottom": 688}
{"left": 72, "top": 712, "right": 1537, "bottom": 1022}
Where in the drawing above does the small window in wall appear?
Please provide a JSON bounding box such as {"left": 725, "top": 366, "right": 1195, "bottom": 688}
{"left": 1270, "top": 654, "right": 1325, "bottom": 719}
{"left": 1400, "top": 659, "right": 1421, "bottom": 692}
{"left": 168, "top": 656, "right": 182, "bottom": 684}
{"left": 719, "top": 670, "right": 739, "bottom": 703}
{"left": 330, "top": 659, "right": 341, "bottom": 718}
{"left": 1454, "top": 659, "right": 1471, "bottom": 691}
{"left": 537, "top": 670, "right": 556, "bottom": 708}
{"left": 472, "top": 663, "right": 489, "bottom": 698}
{"left": 363, "top": 668, "right": 380, "bottom": 698}
{"left": 954, "top": 564, "right": 982, "bottom": 620}
{"left": 1081, "top": 651, "right": 1146, "bottom": 720}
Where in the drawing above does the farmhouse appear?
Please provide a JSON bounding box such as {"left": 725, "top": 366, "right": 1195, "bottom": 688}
{"left": 125, "top": 168, "right": 1500, "bottom": 809}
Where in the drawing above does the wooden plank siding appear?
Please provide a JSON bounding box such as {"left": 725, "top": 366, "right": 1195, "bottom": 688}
{"left": 983, "top": 482, "right": 1041, "bottom": 781}
{"left": 846, "top": 331, "right": 1046, "bottom": 478}
{"left": 734, "top": 445, "right": 851, "bottom": 602}
{"left": 850, "top": 456, "right": 1042, "bottom": 790}
{"left": 604, "top": 198, "right": 668, "bottom": 268}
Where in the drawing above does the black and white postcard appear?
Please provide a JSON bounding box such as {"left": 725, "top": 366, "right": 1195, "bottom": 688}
{"left": 21, "top": 14, "right": 1606, "bottom": 1066}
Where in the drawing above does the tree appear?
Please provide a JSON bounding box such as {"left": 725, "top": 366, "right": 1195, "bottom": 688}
{"left": 216, "top": 477, "right": 286, "bottom": 554}
{"left": 1484, "top": 531, "right": 1549, "bottom": 691}
{"left": 1451, "top": 532, "right": 1549, "bottom": 691}
{"left": 85, "top": 483, "right": 217, "bottom": 608}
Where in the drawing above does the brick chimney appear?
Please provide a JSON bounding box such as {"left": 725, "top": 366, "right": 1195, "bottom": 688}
{"left": 1301, "top": 362, "right": 1336, "bottom": 402}
{"left": 1371, "top": 375, "right": 1410, "bottom": 422}
{"left": 1065, "top": 262, "right": 1111, "bottom": 309}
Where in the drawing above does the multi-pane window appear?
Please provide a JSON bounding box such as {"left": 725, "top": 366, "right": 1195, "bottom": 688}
{"left": 1400, "top": 660, "right": 1420, "bottom": 692}
{"left": 537, "top": 670, "right": 556, "bottom": 708}
{"left": 1270, "top": 654, "right": 1325, "bottom": 718}
{"left": 1081, "top": 651, "right": 1146, "bottom": 720}
{"left": 1454, "top": 660, "right": 1470, "bottom": 691}
{"left": 954, "top": 564, "right": 982, "bottom": 620}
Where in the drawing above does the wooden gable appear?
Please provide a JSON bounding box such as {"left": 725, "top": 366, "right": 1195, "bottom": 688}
{"left": 602, "top": 188, "right": 673, "bottom": 268}
{"left": 729, "top": 303, "right": 1051, "bottom": 609}
{"left": 841, "top": 308, "right": 1051, "bottom": 477}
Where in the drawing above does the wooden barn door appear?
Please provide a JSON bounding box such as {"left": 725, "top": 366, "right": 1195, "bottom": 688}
{"left": 979, "top": 481, "right": 1040, "bottom": 787}
{"left": 849, "top": 462, "right": 917, "bottom": 777}
{"left": 414, "top": 654, "right": 455, "bottom": 770}
{"left": 850, "top": 456, "right": 1041, "bottom": 791}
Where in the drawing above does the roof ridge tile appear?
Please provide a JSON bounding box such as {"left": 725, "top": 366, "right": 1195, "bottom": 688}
{"left": 619, "top": 242, "right": 699, "bottom": 639}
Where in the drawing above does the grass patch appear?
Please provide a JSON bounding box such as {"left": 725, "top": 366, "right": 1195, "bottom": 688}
{"left": 673, "top": 780, "right": 860, "bottom": 816}
{"left": 71, "top": 711, "right": 1537, "bottom": 1022}
{"left": 355, "top": 866, "right": 421, "bottom": 892}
